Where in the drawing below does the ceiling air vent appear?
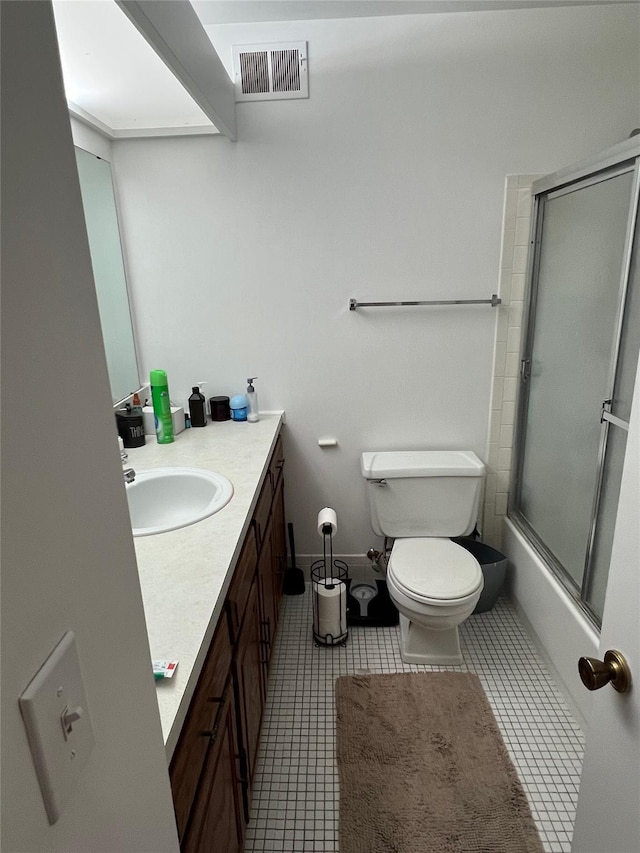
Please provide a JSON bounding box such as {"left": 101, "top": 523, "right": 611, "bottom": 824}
{"left": 232, "top": 42, "right": 308, "bottom": 102}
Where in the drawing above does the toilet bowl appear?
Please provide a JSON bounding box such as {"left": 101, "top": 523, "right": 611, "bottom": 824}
{"left": 360, "top": 450, "right": 486, "bottom": 666}
{"left": 386, "top": 538, "right": 483, "bottom": 665}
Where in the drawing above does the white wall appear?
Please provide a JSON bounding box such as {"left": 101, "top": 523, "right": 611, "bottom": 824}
{"left": 112, "top": 4, "right": 640, "bottom": 557}
{"left": 1, "top": 4, "right": 179, "bottom": 850}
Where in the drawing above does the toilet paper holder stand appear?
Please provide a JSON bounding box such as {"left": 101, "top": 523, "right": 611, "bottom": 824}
{"left": 311, "top": 522, "right": 348, "bottom": 646}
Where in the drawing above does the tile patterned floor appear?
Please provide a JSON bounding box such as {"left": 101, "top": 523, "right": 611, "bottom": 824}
{"left": 245, "top": 590, "right": 584, "bottom": 853}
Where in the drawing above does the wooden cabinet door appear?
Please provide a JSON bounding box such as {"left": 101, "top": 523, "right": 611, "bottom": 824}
{"left": 257, "top": 519, "right": 276, "bottom": 646}
{"left": 170, "top": 615, "right": 232, "bottom": 841}
{"left": 182, "top": 686, "right": 243, "bottom": 853}
{"left": 234, "top": 579, "right": 264, "bottom": 786}
{"left": 271, "top": 476, "right": 287, "bottom": 613}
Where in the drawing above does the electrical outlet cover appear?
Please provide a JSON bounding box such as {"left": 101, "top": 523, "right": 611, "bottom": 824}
{"left": 19, "top": 631, "right": 95, "bottom": 824}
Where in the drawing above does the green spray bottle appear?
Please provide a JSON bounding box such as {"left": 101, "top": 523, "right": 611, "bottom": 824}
{"left": 150, "top": 369, "right": 174, "bottom": 444}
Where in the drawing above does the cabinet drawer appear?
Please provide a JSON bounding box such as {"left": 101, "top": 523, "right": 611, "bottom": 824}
{"left": 226, "top": 534, "right": 258, "bottom": 641}
{"left": 170, "top": 614, "right": 232, "bottom": 840}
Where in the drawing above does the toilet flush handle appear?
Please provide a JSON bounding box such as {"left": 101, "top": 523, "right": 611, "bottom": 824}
{"left": 369, "top": 479, "right": 388, "bottom": 487}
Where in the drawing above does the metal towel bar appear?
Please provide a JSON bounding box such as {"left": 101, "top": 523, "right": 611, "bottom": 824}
{"left": 349, "top": 294, "right": 502, "bottom": 311}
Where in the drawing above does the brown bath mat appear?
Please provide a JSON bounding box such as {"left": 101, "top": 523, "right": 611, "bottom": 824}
{"left": 336, "top": 672, "right": 543, "bottom": 853}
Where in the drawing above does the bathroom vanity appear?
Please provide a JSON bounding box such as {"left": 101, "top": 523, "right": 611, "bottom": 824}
{"left": 126, "top": 414, "right": 286, "bottom": 851}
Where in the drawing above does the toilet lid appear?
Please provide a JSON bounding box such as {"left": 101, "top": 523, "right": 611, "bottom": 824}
{"left": 388, "top": 538, "right": 482, "bottom": 601}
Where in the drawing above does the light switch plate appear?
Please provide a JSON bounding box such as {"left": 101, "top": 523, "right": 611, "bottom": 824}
{"left": 19, "top": 631, "right": 95, "bottom": 824}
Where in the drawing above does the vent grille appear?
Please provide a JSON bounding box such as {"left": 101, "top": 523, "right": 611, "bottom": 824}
{"left": 271, "top": 49, "right": 300, "bottom": 92}
{"left": 239, "top": 51, "right": 269, "bottom": 94}
{"left": 233, "top": 42, "right": 308, "bottom": 102}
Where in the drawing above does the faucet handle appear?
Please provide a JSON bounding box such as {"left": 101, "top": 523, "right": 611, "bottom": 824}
{"left": 123, "top": 468, "right": 136, "bottom": 484}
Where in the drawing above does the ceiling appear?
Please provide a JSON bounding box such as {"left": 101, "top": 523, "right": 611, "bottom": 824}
{"left": 191, "top": 0, "right": 632, "bottom": 25}
{"left": 53, "top": 0, "right": 216, "bottom": 137}
{"left": 54, "top": 0, "right": 633, "bottom": 139}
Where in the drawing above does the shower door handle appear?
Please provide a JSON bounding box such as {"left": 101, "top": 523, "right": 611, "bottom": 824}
{"left": 578, "top": 650, "right": 631, "bottom": 693}
{"left": 520, "top": 359, "right": 531, "bottom": 382}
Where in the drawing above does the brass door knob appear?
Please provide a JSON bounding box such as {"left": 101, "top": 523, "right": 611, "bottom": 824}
{"left": 578, "top": 649, "right": 631, "bottom": 693}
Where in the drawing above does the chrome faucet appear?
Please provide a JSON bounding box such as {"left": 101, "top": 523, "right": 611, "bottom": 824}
{"left": 123, "top": 468, "right": 136, "bottom": 484}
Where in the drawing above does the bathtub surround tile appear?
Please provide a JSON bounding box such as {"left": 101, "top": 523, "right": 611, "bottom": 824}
{"left": 495, "top": 491, "right": 509, "bottom": 516}
{"left": 488, "top": 442, "right": 499, "bottom": 470}
{"left": 515, "top": 215, "right": 531, "bottom": 247}
{"left": 508, "top": 299, "right": 524, "bottom": 330}
{"left": 505, "top": 350, "right": 521, "bottom": 379}
{"left": 496, "top": 306, "right": 509, "bottom": 343}
{"left": 517, "top": 188, "right": 533, "bottom": 219}
{"left": 499, "top": 270, "right": 512, "bottom": 305}
{"left": 513, "top": 244, "right": 530, "bottom": 275}
{"left": 500, "top": 399, "right": 516, "bottom": 426}
{"left": 484, "top": 175, "right": 541, "bottom": 551}
{"left": 490, "top": 408, "right": 502, "bottom": 437}
{"left": 485, "top": 471, "right": 498, "bottom": 505}
{"left": 511, "top": 273, "right": 527, "bottom": 302}
{"left": 498, "top": 446, "right": 513, "bottom": 471}
{"left": 502, "top": 376, "right": 518, "bottom": 403}
{"left": 494, "top": 341, "right": 507, "bottom": 378}
{"left": 497, "top": 468, "right": 510, "bottom": 493}
{"left": 245, "top": 593, "right": 583, "bottom": 853}
{"left": 507, "top": 322, "right": 523, "bottom": 353}
{"left": 499, "top": 422, "right": 514, "bottom": 449}
{"left": 505, "top": 186, "right": 519, "bottom": 222}
{"left": 491, "top": 377, "right": 504, "bottom": 410}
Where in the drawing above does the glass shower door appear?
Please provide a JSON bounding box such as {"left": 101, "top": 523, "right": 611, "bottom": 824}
{"left": 514, "top": 165, "right": 637, "bottom": 619}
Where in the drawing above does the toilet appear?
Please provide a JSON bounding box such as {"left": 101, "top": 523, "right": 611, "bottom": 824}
{"left": 361, "top": 450, "right": 485, "bottom": 665}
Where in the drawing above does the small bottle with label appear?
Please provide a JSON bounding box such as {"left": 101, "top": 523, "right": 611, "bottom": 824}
{"left": 188, "top": 385, "right": 207, "bottom": 427}
{"left": 230, "top": 395, "right": 248, "bottom": 421}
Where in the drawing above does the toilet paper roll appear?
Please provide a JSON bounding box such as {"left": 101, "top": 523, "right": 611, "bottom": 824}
{"left": 313, "top": 579, "right": 347, "bottom": 640}
{"left": 317, "top": 507, "right": 338, "bottom": 537}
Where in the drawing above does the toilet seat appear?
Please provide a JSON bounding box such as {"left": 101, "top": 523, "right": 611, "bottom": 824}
{"left": 388, "top": 538, "right": 483, "bottom": 603}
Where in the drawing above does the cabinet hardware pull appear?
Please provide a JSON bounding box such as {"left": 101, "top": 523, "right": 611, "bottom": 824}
{"left": 260, "top": 617, "right": 272, "bottom": 646}
{"left": 201, "top": 722, "right": 220, "bottom": 741}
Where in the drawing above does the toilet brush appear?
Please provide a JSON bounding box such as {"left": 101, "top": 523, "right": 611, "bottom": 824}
{"left": 284, "top": 523, "right": 306, "bottom": 595}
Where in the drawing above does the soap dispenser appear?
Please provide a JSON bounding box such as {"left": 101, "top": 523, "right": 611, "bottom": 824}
{"left": 246, "top": 377, "right": 259, "bottom": 423}
{"left": 188, "top": 385, "right": 207, "bottom": 427}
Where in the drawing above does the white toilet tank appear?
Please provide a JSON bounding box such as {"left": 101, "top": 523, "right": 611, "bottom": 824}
{"left": 361, "top": 450, "right": 485, "bottom": 538}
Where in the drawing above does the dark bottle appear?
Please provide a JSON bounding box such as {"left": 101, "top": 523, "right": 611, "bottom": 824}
{"left": 188, "top": 386, "right": 207, "bottom": 427}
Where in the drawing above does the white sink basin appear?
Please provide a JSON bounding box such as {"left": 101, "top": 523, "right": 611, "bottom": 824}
{"left": 126, "top": 467, "right": 233, "bottom": 537}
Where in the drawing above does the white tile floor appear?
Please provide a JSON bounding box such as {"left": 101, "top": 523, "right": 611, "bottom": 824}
{"left": 245, "top": 590, "right": 584, "bottom": 853}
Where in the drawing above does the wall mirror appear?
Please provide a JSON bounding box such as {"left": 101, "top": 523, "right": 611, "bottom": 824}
{"left": 75, "top": 146, "right": 140, "bottom": 404}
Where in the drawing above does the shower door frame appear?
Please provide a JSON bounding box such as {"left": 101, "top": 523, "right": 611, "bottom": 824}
{"left": 509, "top": 137, "right": 640, "bottom": 628}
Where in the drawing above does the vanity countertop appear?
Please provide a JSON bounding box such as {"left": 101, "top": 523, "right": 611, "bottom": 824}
{"left": 124, "top": 413, "right": 284, "bottom": 759}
